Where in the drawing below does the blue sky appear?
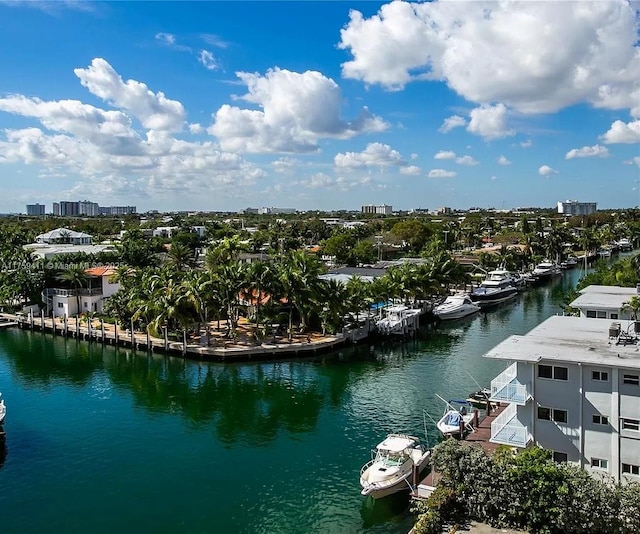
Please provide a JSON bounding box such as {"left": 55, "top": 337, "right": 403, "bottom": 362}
{"left": 0, "top": 0, "right": 638, "bottom": 213}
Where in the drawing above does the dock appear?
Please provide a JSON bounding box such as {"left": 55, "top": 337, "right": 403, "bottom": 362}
{"left": 412, "top": 404, "right": 506, "bottom": 500}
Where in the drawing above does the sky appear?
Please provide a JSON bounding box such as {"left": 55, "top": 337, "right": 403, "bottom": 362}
{"left": 0, "top": 0, "right": 639, "bottom": 214}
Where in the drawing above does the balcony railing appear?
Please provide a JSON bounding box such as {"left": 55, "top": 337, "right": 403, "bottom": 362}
{"left": 490, "top": 403, "right": 532, "bottom": 448}
{"left": 42, "top": 287, "right": 103, "bottom": 297}
{"left": 490, "top": 362, "right": 531, "bottom": 405}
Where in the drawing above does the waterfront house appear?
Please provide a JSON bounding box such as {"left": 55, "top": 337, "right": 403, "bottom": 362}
{"left": 35, "top": 228, "right": 93, "bottom": 245}
{"left": 484, "top": 312, "right": 640, "bottom": 483}
{"left": 25, "top": 228, "right": 116, "bottom": 259}
{"left": 569, "top": 285, "right": 639, "bottom": 320}
{"left": 44, "top": 267, "right": 120, "bottom": 317}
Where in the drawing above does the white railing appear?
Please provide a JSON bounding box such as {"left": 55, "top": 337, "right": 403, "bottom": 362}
{"left": 490, "top": 403, "right": 531, "bottom": 448}
{"left": 490, "top": 362, "right": 530, "bottom": 405}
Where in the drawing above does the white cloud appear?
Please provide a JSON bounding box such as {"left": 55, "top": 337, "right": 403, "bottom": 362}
{"left": 400, "top": 165, "right": 421, "bottom": 175}
{"left": 455, "top": 155, "right": 478, "bottom": 166}
{"left": 200, "top": 33, "right": 229, "bottom": 49}
{"left": 198, "top": 50, "right": 218, "bottom": 71}
{"left": 538, "top": 165, "right": 558, "bottom": 176}
{"left": 74, "top": 58, "right": 186, "bottom": 132}
{"left": 600, "top": 119, "right": 640, "bottom": 144}
{"left": 565, "top": 145, "right": 609, "bottom": 159}
{"left": 188, "top": 123, "right": 204, "bottom": 134}
{"left": 335, "top": 142, "right": 404, "bottom": 169}
{"left": 428, "top": 168, "right": 456, "bottom": 178}
{"left": 520, "top": 139, "right": 533, "bottom": 148}
{"left": 434, "top": 150, "right": 456, "bottom": 160}
{"left": 438, "top": 115, "right": 466, "bottom": 133}
{"left": 209, "top": 68, "right": 387, "bottom": 153}
{"left": 272, "top": 156, "right": 301, "bottom": 173}
{"left": 498, "top": 155, "right": 511, "bottom": 165}
{"left": 490, "top": 175, "right": 498, "bottom": 181}
{"left": 155, "top": 33, "right": 176, "bottom": 46}
{"left": 624, "top": 157, "right": 640, "bottom": 167}
{"left": 410, "top": 153, "right": 418, "bottom": 160}
{"left": 303, "top": 172, "right": 371, "bottom": 191}
{"left": 466, "top": 104, "right": 514, "bottom": 140}
{"left": 339, "top": 1, "right": 640, "bottom": 116}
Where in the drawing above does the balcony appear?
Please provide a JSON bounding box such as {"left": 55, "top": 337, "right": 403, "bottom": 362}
{"left": 490, "top": 403, "right": 532, "bottom": 448}
{"left": 490, "top": 362, "right": 531, "bottom": 405}
{"left": 42, "top": 287, "right": 103, "bottom": 298}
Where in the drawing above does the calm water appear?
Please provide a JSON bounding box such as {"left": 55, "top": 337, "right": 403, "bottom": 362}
{"left": 0, "top": 269, "right": 586, "bottom": 533}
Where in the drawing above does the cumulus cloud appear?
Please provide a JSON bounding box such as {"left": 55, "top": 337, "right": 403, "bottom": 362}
{"left": 624, "top": 157, "right": 640, "bottom": 167}
{"left": 188, "top": 123, "right": 204, "bottom": 134}
{"left": 565, "top": 145, "right": 609, "bottom": 159}
{"left": 600, "top": 119, "right": 640, "bottom": 144}
{"left": 490, "top": 175, "right": 498, "bottom": 181}
{"left": 438, "top": 115, "right": 466, "bottom": 133}
{"left": 400, "top": 165, "right": 421, "bottom": 175}
{"left": 467, "top": 104, "right": 514, "bottom": 140}
{"left": 538, "top": 165, "right": 558, "bottom": 176}
{"left": 498, "top": 155, "right": 511, "bottom": 165}
{"left": 272, "top": 156, "right": 301, "bottom": 173}
{"left": 335, "top": 142, "right": 405, "bottom": 169}
{"left": 410, "top": 153, "right": 418, "bottom": 160}
{"left": 198, "top": 50, "right": 218, "bottom": 71}
{"left": 303, "top": 172, "right": 371, "bottom": 191}
{"left": 520, "top": 139, "right": 533, "bottom": 148}
{"left": 74, "top": 58, "right": 186, "bottom": 132}
{"left": 455, "top": 155, "right": 478, "bottom": 166}
{"left": 428, "top": 168, "right": 456, "bottom": 178}
{"left": 339, "top": 1, "right": 640, "bottom": 116}
{"left": 434, "top": 150, "right": 456, "bottom": 160}
{"left": 208, "top": 68, "right": 387, "bottom": 153}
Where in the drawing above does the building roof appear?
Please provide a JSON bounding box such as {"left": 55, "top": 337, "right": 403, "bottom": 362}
{"left": 483, "top": 315, "right": 640, "bottom": 370}
{"left": 85, "top": 266, "right": 117, "bottom": 277}
{"left": 23, "top": 243, "right": 116, "bottom": 258}
{"left": 35, "top": 228, "right": 92, "bottom": 240}
{"left": 570, "top": 285, "right": 638, "bottom": 310}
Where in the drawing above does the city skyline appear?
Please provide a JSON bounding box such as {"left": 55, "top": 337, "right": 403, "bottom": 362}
{"left": 0, "top": 1, "right": 638, "bottom": 213}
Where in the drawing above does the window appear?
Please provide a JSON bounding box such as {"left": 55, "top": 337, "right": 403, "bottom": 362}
{"left": 57, "top": 302, "right": 63, "bottom": 308}
{"left": 591, "top": 458, "right": 608, "bottom": 469}
{"left": 596, "top": 311, "right": 607, "bottom": 319}
{"left": 553, "top": 451, "right": 568, "bottom": 463}
{"left": 537, "top": 407, "right": 567, "bottom": 424}
{"left": 586, "top": 310, "right": 597, "bottom": 318}
{"left": 83, "top": 302, "right": 88, "bottom": 308}
{"left": 592, "top": 370, "right": 609, "bottom": 382}
{"left": 621, "top": 419, "right": 640, "bottom": 431}
{"left": 538, "top": 365, "right": 553, "bottom": 379}
{"left": 623, "top": 374, "right": 640, "bottom": 386}
{"left": 611, "top": 313, "right": 619, "bottom": 320}
{"left": 622, "top": 463, "right": 640, "bottom": 476}
{"left": 537, "top": 364, "right": 568, "bottom": 381}
{"left": 592, "top": 414, "right": 609, "bottom": 425}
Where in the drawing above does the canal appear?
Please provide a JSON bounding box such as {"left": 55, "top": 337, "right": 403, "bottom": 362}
{"left": 0, "top": 268, "right": 585, "bottom": 533}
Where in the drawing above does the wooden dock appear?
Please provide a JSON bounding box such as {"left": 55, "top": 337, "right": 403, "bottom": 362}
{"left": 412, "top": 404, "right": 507, "bottom": 500}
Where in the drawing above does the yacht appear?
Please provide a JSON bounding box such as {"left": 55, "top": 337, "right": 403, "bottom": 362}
{"left": 433, "top": 295, "right": 480, "bottom": 321}
{"left": 360, "top": 434, "right": 431, "bottom": 499}
{"left": 0, "top": 394, "right": 5, "bottom": 424}
{"left": 616, "top": 238, "right": 632, "bottom": 251}
{"left": 560, "top": 256, "right": 578, "bottom": 269}
{"left": 531, "top": 260, "right": 560, "bottom": 282}
{"left": 597, "top": 247, "right": 612, "bottom": 258}
{"left": 375, "top": 305, "right": 422, "bottom": 335}
{"left": 469, "top": 269, "right": 519, "bottom": 307}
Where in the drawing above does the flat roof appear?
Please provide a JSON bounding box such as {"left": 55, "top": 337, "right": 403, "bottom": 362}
{"left": 483, "top": 315, "right": 640, "bottom": 370}
{"left": 570, "top": 285, "right": 638, "bottom": 310}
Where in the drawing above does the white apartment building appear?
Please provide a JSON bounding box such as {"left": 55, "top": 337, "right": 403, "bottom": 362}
{"left": 361, "top": 204, "right": 392, "bottom": 215}
{"left": 570, "top": 285, "right": 638, "bottom": 321}
{"left": 557, "top": 200, "right": 597, "bottom": 216}
{"left": 485, "top": 313, "right": 640, "bottom": 483}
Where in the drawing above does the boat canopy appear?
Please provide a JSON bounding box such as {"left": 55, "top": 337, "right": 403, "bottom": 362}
{"left": 377, "top": 435, "right": 415, "bottom": 452}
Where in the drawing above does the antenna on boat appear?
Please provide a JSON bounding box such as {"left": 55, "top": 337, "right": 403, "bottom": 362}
{"left": 435, "top": 393, "right": 457, "bottom": 411}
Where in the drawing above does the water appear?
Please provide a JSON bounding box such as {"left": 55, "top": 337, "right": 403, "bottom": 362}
{"left": 0, "top": 269, "right": 585, "bottom": 533}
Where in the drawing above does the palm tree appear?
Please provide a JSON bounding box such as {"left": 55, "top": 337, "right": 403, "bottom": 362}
{"left": 345, "top": 275, "right": 370, "bottom": 322}
{"left": 320, "top": 278, "right": 348, "bottom": 335}
{"left": 55, "top": 266, "right": 87, "bottom": 316}
{"left": 167, "top": 242, "right": 194, "bottom": 271}
{"left": 247, "top": 261, "right": 278, "bottom": 336}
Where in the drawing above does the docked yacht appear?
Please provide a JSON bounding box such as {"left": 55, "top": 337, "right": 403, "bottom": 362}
{"left": 532, "top": 260, "right": 560, "bottom": 282}
{"left": 433, "top": 295, "right": 480, "bottom": 320}
{"left": 375, "top": 305, "right": 422, "bottom": 335}
{"left": 0, "top": 394, "right": 5, "bottom": 424}
{"left": 560, "top": 256, "right": 578, "bottom": 269}
{"left": 469, "top": 269, "right": 519, "bottom": 307}
{"left": 360, "top": 434, "right": 431, "bottom": 499}
{"left": 616, "top": 238, "right": 632, "bottom": 251}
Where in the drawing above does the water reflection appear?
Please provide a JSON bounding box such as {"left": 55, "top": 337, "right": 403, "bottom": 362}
{"left": 0, "top": 432, "right": 6, "bottom": 470}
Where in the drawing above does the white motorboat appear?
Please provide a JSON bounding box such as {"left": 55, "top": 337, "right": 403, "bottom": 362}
{"left": 597, "top": 247, "right": 612, "bottom": 258}
{"left": 436, "top": 400, "right": 475, "bottom": 437}
{"left": 0, "top": 394, "right": 5, "bottom": 424}
{"left": 470, "top": 269, "right": 519, "bottom": 307}
{"left": 616, "top": 238, "right": 632, "bottom": 251}
{"left": 532, "top": 260, "right": 560, "bottom": 282}
{"left": 434, "top": 295, "right": 480, "bottom": 320}
{"left": 360, "top": 434, "right": 430, "bottom": 499}
{"left": 560, "top": 256, "right": 578, "bottom": 269}
{"left": 375, "top": 305, "right": 421, "bottom": 335}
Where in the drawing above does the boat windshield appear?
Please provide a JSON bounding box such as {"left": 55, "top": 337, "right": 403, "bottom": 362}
{"left": 375, "top": 450, "right": 408, "bottom": 467}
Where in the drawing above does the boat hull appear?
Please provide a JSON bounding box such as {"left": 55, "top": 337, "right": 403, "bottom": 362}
{"left": 434, "top": 305, "right": 480, "bottom": 320}
{"left": 360, "top": 451, "right": 430, "bottom": 499}
{"left": 470, "top": 288, "right": 518, "bottom": 307}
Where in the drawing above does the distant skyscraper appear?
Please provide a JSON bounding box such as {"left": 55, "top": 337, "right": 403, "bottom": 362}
{"left": 557, "top": 200, "right": 597, "bottom": 216}
{"left": 99, "top": 206, "right": 137, "bottom": 215}
{"left": 26, "top": 203, "right": 45, "bottom": 216}
{"left": 59, "top": 201, "right": 80, "bottom": 216}
{"left": 361, "top": 204, "right": 392, "bottom": 215}
{"left": 52, "top": 202, "right": 60, "bottom": 216}
{"left": 78, "top": 200, "right": 100, "bottom": 216}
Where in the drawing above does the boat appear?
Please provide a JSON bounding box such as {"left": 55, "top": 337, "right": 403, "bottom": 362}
{"left": 359, "top": 434, "right": 431, "bottom": 499}
{"left": 560, "top": 256, "right": 578, "bottom": 269}
{"left": 531, "top": 260, "right": 560, "bottom": 282}
{"left": 469, "top": 269, "right": 519, "bottom": 307}
{"left": 616, "top": 238, "right": 632, "bottom": 251}
{"left": 375, "top": 305, "right": 422, "bottom": 335}
{"left": 436, "top": 400, "right": 475, "bottom": 437}
{"left": 597, "top": 247, "right": 612, "bottom": 258}
{"left": 466, "top": 387, "right": 492, "bottom": 407}
{"left": 0, "top": 394, "right": 5, "bottom": 424}
{"left": 433, "top": 295, "right": 480, "bottom": 321}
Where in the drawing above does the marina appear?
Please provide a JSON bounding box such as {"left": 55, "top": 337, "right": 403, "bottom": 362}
{"left": 0, "top": 267, "right": 589, "bottom": 533}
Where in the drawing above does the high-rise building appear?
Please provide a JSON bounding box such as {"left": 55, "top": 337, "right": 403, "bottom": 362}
{"left": 361, "top": 204, "right": 392, "bottom": 215}
{"left": 557, "top": 200, "right": 597, "bottom": 216}
{"left": 99, "top": 206, "right": 137, "bottom": 215}
{"left": 26, "top": 203, "right": 45, "bottom": 216}
{"left": 59, "top": 201, "right": 80, "bottom": 216}
{"left": 78, "top": 200, "right": 100, "bottom": 216}
{"left": 52, "top": 202, "right": 60, "bottom": 216}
